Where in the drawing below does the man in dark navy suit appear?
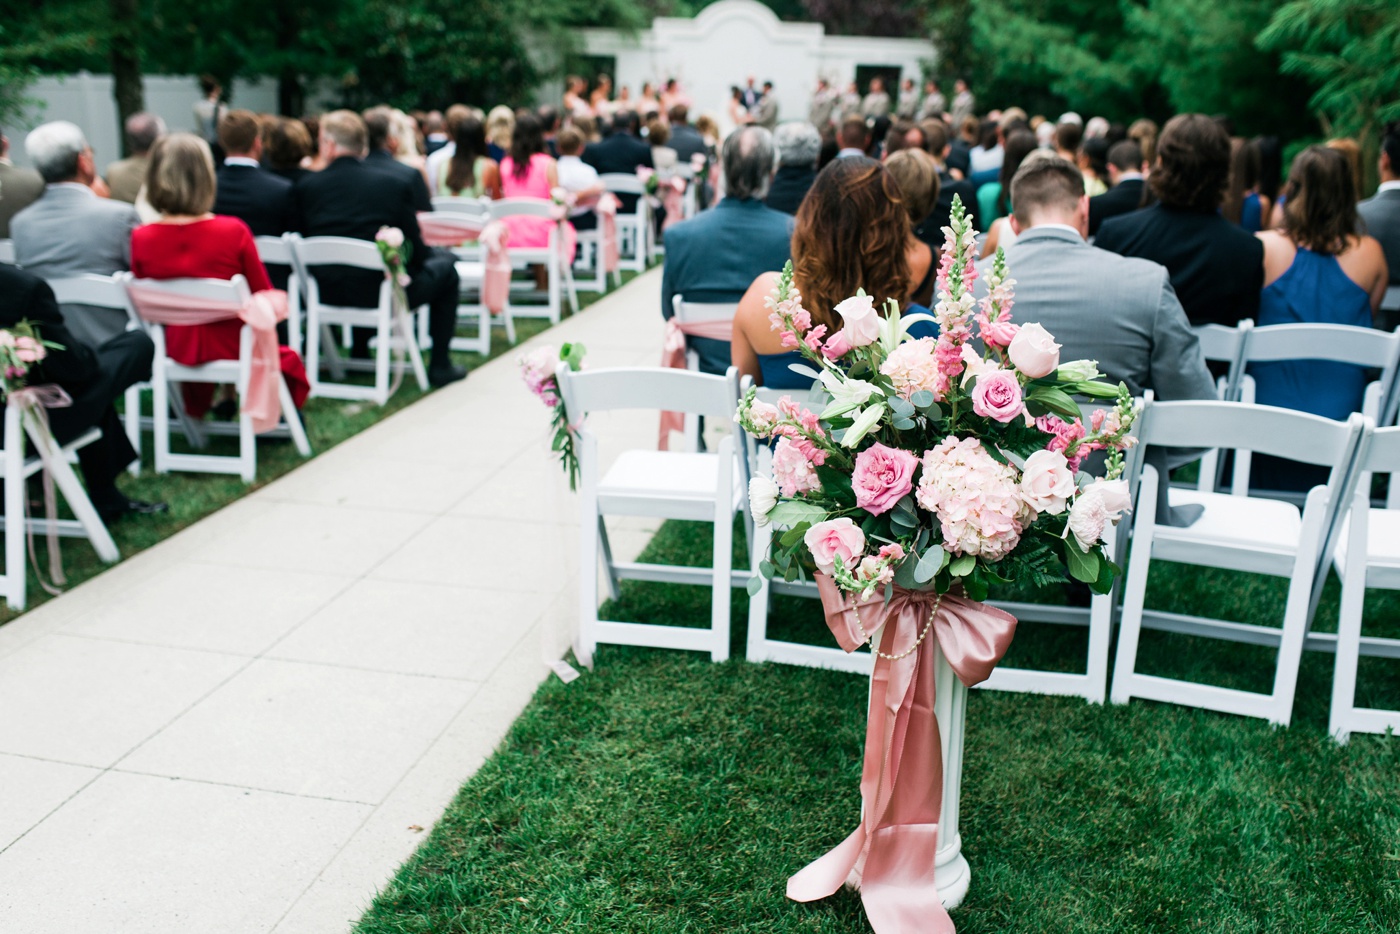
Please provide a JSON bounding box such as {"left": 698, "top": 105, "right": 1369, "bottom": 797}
{"left": 214, "top": 110, "right": 295, "bottom": 290}
{"left": 582, "top": 110, "right": 654, "bottom": 213}
{"left": 1088, "top": 139, "right": 1148, "bottom": 237}
{"left": 362, "top": 106, "right": 433, "bottom": 213}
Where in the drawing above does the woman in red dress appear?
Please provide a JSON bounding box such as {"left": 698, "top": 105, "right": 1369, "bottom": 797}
{"left": 129, "top": 133, "right": 310, "bottom": 417}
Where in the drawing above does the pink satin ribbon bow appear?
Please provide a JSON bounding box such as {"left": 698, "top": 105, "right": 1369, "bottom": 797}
{"left": 417, "top": 212, "right": 485, "bottom": 248}
{"left": 596, "top": 193, "right": 620, "bottom": 274}
{"left": 656, "top": 316, "right": 735, "bottom": 450}
{"left": 478, "top": 220, "right": 511, "bottom": 316}
{"left": 9, "top": 385, "right": 74, "bottom": 594}
{"left": 787, "top": 575, "right": 1017, "bottom": 934}
{"left": 126, "top": 285, "right": 289, "bottom": 434}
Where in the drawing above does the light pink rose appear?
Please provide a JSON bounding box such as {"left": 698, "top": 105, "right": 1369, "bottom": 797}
{"left": 1019, "top": 449, "right": 1074, "bottom": 516}
{"left": 971, "top": 370, "right": 1025, "bottom": 423}
{"left": 852, "top": 443, "right": 920, "bottom": 516}
{"left": 1008, "top": 323, "right": 1061, "bottom": 378}
{"left": 1084, "top": 478, "right": 1132, "bottom": 518}
{"left": 880, "top": 337, "right": 941, "bottom": 398}
{"left": 879, "top": 543, "right": 906, "bottom": 561}
{"left": 804, "top": 517, "right": 866, "bottom": 574}
{"left": 1067, "top": 491, "right": 1109, "bottom": 551}
{"left": 376, "top": 226, "right": 405, "bottom": 249}
{"left": 834, "top": 294, "right": 882, "bottom": 348}
{"left": 747, "top": 400, "right": 780, "bottom": 435}
{"left": 771, "top": 437, "right": 820, "bottom": 498}
{"left": 822, "top": 329, "right": 854, "bottom": 360}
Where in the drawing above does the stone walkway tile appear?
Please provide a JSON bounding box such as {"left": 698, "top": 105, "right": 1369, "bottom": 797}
{"left": 0, "top": 771, "right": 371, "bottom": 934}
{"left": 58, "top": 563, "right": 353, "bottom": 656}
{"left": 370, "top": 514, "right": 577, "bottom": 590}
{"left": 266, "top": 579, "right": 550, "bottom": 681}
{"left": 117, "top": 658, "right": 480, "bottom": 803}
{"left": 258, "top": 454, "right": 499, "bottom": 515}
{"left": 0, "top": 635, "right": 247, "bottom": 767}
{"left": 0, "top": 753, "right": 101, "bottom": 851}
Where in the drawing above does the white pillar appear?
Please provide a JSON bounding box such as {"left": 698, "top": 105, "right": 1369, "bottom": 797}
{"left": 934, "top": 640, "right": 971, "bottom": 908}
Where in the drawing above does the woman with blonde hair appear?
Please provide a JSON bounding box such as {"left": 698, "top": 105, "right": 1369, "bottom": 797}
{"left": 882, "top": 148, "right": 940, "bottom": 306}
{"left": 485, "top": 105, "right": 515, "bottom": 162}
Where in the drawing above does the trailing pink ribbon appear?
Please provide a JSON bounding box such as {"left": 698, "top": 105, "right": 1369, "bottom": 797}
{"left": 596, "top": 193, "right": 620, "bottom": 274}
{"left": 9, "top": 385, "right": 74, "bottom": 594}
{"left": 787, "top": 575, "right": 1017, "bottom": 934}
{"left": 656, "top": 316, "right": 735, "bottom": 450}
{"left": 417, "top": 212, "right": 487, "bottom": 248}
{"left": 479, "top": 220, "right": 511, "bottom": 316}
{"left": 126, "top": 285, "right": 290, "bottom": 434}
{"left": 662, "top": 177, "right": 686, "bottom": 231}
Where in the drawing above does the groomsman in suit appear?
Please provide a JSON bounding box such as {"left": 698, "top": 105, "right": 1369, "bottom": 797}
{"left": 214, "top": 110, "right": 294, "bottom": 237}
{"left": 975, "top": 155, "right": 1215, "bottom": 523}
{"left": 362, "top": 107, "right": 432, "bottom": 212}
{"left": 582, "top": 111, "right": 654, "bottom": 212}
{"left": 0, "top": 127, "right": 44, "bottom": 238}
{"left": 292, "top": 110, "right": 465, "bottom": 387}
{"left": 0, "top": 265, "right": 164, "bottom": 520}
{"left": 11, "top": 121, "right": 140, "bottom": 346}
{"left": 1088, "top": 139, "right": 1148, "bottom": 236}
{"left": 661, "top": 126, "right": 792, "bottom": 375}
{"left": 1359, "top": 121, "right": 1400, "bottom": 327}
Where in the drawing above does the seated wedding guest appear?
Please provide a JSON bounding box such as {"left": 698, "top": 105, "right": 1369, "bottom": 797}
{"left": 434, "top": 115, "right": 501, "bottom": 199}
{"left": 538, "top": 105, "right": 561, "bottom": 158}
{"left": 1088, "top": 139, "right": 1147, "bottom": 236}
{"left": 1249, "top": 146, "right": 1390, "bottom": 492}
{"left": 835, "top": 116, "right": 871, "bottom": 159}
{"left": 422, "top": 110, "right": 449, "bottom": 155}
{"left": 968, "top": 120, "right": 1003, "bottom": 175}
{"left": 648, "top": 119, "right": 677, "bottom": 172}
{"left": 883, "top": 148, "right": 940, "bottom": 307}
{"left": 555, "top": 127, "right": 604, "bottom": 232}
{"left": 500, "top": 112, "right": 575, "bottom": 272}
{"left": 214, "top": 110, "right": 294, "bottom": 238}
{"left": 0, "top": 266, "right": 164, "bottom": 520}
{"left": 1095, "top": 114, "right": 1263, "bottom": 327}
{"left": 1223, "top": 137, "right": 1270, "bottom": 233}
{"left": 914, "top": 119, "right": 977, "bottom": 244}
{"left": 582, "top": 110, "right": 653, "bottom": 212}
{"left": 766, "top": 121, "right": 820, "bottom": 216}
{"left": 1053, "top": 119, "right": 1083, "bottom": 165}
{"left": 979, "top": 128, "right": 1038, "bottom": 257}
{"left": 130, "top": 133, "right": 312, "bottom": 416}
{"left": 105, "top": 112, "right": 165, "bottom": 204}
{"left": 362, "top": 106, "right": 432, "bottom": 212}
{"left": 1357, "top": 122, "right": 1400, "bottom": 300}
{"left": 0, "top": 126, "right": 44, "bottom": 239}
{"left": 265, "top": 117, "right": 313, "bottom": 184}
{"left": 292, "top": 111, "right": 465, "bottom": 386}
{"left": 732, "top": 156, "right": 916, "bottom": 388}
{"left": 947, "top": 116, "right": 978, "bottom": 177}
{"left": 424, "top": 103, "right": 473, "bottom": 188}
{"left": 12, "top": 121, "right": 140, "bottom": 345}
{"left": 1079, "top": 136, "right": 1110, "bottom": 197}
{"left": 662, "top": 126, "right": 792, "bottom": 376}
{"left": 485, "top": 106, "right": 514, "bottom": 162}
{"left": 667, "top": 104, "right": 706, "bottom": 163}
{"left": 1327, "top": 137, "right": 1365, "bottom": 202}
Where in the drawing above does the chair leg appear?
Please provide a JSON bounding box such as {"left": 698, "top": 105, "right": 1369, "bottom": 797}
{"left": 153, "top": 369, "right": 171, "bottom": 476}
{"left": 374, "top": 313, "right": 392, "bottom": 405}
{"left": 1269, "top": 490, "right": 1330, "bottom": 727}
{"left": 576, "top": 435, "right": 600, "bottom": 670}
{"left": 124, "top": 384, "right": 142, "bottom": 477}
{"left": 502, "top": 302, "right": 517, "bottom": 344}
{"left": 1329, "top": 497, "right": 1368, "bottom": 743}
{"left": 24, "top": 416, "right": 119, "bottom": 563}
{"left": 1110, "top": 466, "right": 1159, "bottom": 706}
{"left": 399, "top": 313, "right": 430, "bottom": 391}
{"left": 596, "top": 516, "right": 620, "bottom": 601}
{"left": 238, "top": 408, "right": 256, "bottom": 483}
{"left": 710, "top": 439, "right": 734, "bottom": 663}
{"left": 278, "top": 376, "right": 312, "bottom": 457}
{"left": 4, "top": 423, "right": 27, "bottom": 610}
{"left": 746, "top": 522, "right": 775, "bottom": 663}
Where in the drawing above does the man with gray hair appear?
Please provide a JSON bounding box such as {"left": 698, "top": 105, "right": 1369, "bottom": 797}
{"left": 11, "top": 121, "right": 140, "bottom": 345}
{"left": 660, "top": 125, "right": 792, "bottom": 375}
{"left": 105, "top": 111, "right": 165, "bottom": 204}
{"left": 765, "top": 121, "right": 820, "bottom": 215}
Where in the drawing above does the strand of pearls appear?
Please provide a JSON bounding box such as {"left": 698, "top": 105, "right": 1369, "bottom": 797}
{"left": 851, "top": 593, "right": 943, "bottom": 661}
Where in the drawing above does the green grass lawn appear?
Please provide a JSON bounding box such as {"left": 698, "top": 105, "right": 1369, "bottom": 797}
{"left": 0, "top": 272, "right": 644, "bottom": 624}
{"left": 356, "top": 520, "right": 1400, "bottom": 934}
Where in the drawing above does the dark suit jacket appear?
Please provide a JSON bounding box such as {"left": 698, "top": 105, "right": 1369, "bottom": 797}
{"left": 661, "top": 198, "right": 793, "bottom": 374}
{"left": 1358, "top": 187, "right": 1400, "bottom": 286}
{"left": 214, "top": 163, "right": 295, "bottom": 237}
{"left": 292, "top": 155, "right": 428, "bottom": 308}
{"left": 1088, "top": 178, "right": 1146, "bottom": 237}
{"left": 364, "top": 149, "right": 432, "bottom": 213}
{"left": 765, "top": 165, "right": 817, "bottom": 215}
{"left": 582, "top": 133, "right": 654, "bottom": 212}
{"left": 915, "top": 172, "right": 978, "bottom": 248}
{"left": 1095, "top": 204, "right": 1264, "bottom": 328}
{"left": 669, "top": 124, "right": 707, "bottom": 164}
{"left": 946, "top": 139, "right": 971, "bottom": 177}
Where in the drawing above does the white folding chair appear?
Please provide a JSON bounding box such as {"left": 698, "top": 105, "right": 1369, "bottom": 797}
{"left": 1330, "top": 425, "right": 1400, "bottom": 742}
{"left": 415, "top": 210, "right": 517, "bottom": 355}
{"left": 431, "top": 196, "right": 492, "bottom": 217}
{"left": 669, "top": 296, "right": 739, "bottom": 453}
{"left": 126, "top": 274, "right": 312, "bottom": 481}
{"left": 487, "top": 198, "right": 578, "bottom": 324}
{"left": 598, "top": 174, "right": 652, "bottom": 273}
{"left": 293, "top": 236, "right": 429, "bottom": 404}
{"left": 0, "top": 399, "right": 120, "bottom": 610}
{"left": 571, "top": 197, "right": 622, "bottom": 295}
{"left": 1110, "top": 400, "right": 1368, "bottom": 726}
{"left": 0, "top": 239, "right": 14, "bottom": 265}
{"left": 254, "top": 234, "right": 306, "bottom": 355}
{"left": 556, "top": 364, "right": 744, "bottom": 667}
{"left": 1191, "top": 319, "right": 1252, "bottom": 494}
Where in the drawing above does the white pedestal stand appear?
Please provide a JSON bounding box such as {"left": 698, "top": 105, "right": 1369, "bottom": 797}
{"left": 933, "top": 640, "right": 971, "bottom": 908}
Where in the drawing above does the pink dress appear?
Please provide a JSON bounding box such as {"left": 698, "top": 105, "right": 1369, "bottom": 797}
{"left": 499, "top": 152, "right": 576, "bottom": 263}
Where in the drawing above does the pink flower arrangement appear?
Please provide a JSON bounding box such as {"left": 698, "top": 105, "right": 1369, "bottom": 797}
{"left": 852, "top": 443, "right": 919, "bottom": 515}
{"left": 879, "top": 338, "right": 941, "bottom": 399}
{"left": 803, "top": 518, "right": 866, "bottom": 574}
{"left": 521, "top": 343, "right": 587, "bottom": 490}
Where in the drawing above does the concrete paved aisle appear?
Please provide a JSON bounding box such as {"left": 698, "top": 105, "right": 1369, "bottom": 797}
{"left": 0, "top": 270, "right": 667, "bottom": 934}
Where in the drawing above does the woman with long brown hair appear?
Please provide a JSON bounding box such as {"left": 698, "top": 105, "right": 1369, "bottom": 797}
{"left": 434, "top": 114, "right": 501, "bottom": 198}
{"left": 731, "top": 156, "right": 915, "bottom": 388}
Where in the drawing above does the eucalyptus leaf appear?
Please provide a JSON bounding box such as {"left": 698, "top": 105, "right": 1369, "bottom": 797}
{"left": 779, "top": 523, "right": 810, "bottom": 548}
{"left": 887, "top": 396, "right": 914, "bottom": 418}
{"left": 746, "top": 575, "right": 764, "bottom": 596}
{"left": 759, "top": 559, "right": 775, "bottom": 579}
{"left": 948, "top": 554, "right": 977, "bottom": 577}
{"left": 892, "top": 417, "right": 916, "bottom": 430}
{"left": 766, "top": 501, "right": 828, "bottom": 530}
{"left": 913, "top": 546, "right": 949, "bottom": 583}
{"left": 910, "top": 390, "right": 936, "bottom": 408}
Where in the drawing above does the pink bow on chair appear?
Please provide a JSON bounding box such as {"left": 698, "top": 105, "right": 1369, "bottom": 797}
{"left": 656, "top": 316, "right": 736, "bottom": 450}
{"left": 479, "top": 220, "right": 511, "bottom": 316}
{"left": 126, "top": 285, "right": 289, "bottom": 434}
{"left": 596, "top": 193, "right": 621, "bottom": 274}
{"left": 417, "top": 213, "right": 486, "bottom": 248}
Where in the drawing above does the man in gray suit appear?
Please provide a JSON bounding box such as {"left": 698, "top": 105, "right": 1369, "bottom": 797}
{"left": 0, "top": 126, "right": 44, "bottom": 239}
{"left": 11, "top": 121, "right": 139, "bottom": 346}
{"left": 1359, "top": 122, "right": 1400, "bottom": 328}
{"left": 976, "top": 154, "right": 1216, "bottom": 522}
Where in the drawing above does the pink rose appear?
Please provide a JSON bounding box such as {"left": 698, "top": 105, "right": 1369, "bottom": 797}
{"left": 852, "top": 443, "right": 920, "bottom": 515}
{"left": 834, "top": 294, "right": 882, "bottom": 348}
{"left": 376, "top": 226, "right": 404, "bottom": 249}
{"left": 747, "top": 400, "right": 780, "bottom": 435}
{"left": 1019, "top": 449, "right": 1074, "bottom": 516}
{"left": 879, "top": 543, "right": 906, "bottom": 561}
{"left": 822, "top": 329, "right": 854, "bottom": 360}
{"left": 1007, "top": 323, "right": 1061, "bottom": 378}
{"left": 971, "top": 370, "right": 1025, "bottom": 423}
{"left": 804, "top": 517, "right": 866, "bottom": 574}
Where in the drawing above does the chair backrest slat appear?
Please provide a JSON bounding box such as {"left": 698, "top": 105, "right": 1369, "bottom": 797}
{"left": 488, "top": 198, "right": 555, "bottom": 221}
{"left": 672, "top": 297, "right": 739, "bottom": 324}
{"left": 558, "top": 365, "right": 739, "bottom": 421}
{"left": 1138, "top": 400, "right": 1359, "bottom": 467}
{"left": 598, "top": 174, "right": 644, "bottom": 195}
{"left": 432, "top": 196, "right": 491, "bottom": 217}
{"left": 1361, "top": 424, "right": 1400, "bottom": 474}
{"left": 127, "top": 274, "right": 251, "bottom": 305}
{"left": 254, "top": 235, "right": 293, "bottom": 265}
{"left": 1245, "top": 323, "right": 1400, "bottom": 371}
{"left": 293, "top": 236, "right": 386, "bottom": 272}
{"left": 46, "top": 273, "right": 132, "bottom": 311}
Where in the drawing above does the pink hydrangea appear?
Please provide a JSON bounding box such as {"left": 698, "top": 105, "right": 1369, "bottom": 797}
{"left": 771, "top": 436, "right": 821, "bottom": 497}
{"left": 879, "top": 337, "right": 942, "bottom": 399}
{"left": 915, "top": 436, "right": 1024, "bottom": 560}
{"left": 519, "top": 347, "right": 560, "bottom": 406}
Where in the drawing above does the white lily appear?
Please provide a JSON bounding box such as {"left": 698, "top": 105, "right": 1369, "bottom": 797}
{"left": 817, "top": 370, "right": 882, "bottom": 419}
{"left": 841, "top": 402, "right": 887, "bottom": 448}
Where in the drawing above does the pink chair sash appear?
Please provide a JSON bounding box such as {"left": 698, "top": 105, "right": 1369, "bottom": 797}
{"left": 657, "top": 316, "right": 735, "bottom": 450}
{"left": 596, "top": 194, "right": 620, "bottom": 274}
{"left": 662, "top": 178, "right": 686, "bottom": 232}
{"left": 786, "top": 576, "right": 1017, "bottom": 934}
{"left": 417, "top": 212, "right": 486, "bottom": 248}
{"left": 126, "top": 285, "right": 289, "bottom": 434}
{"left": 479, "top": 220, "right": 511, "bottom": 315}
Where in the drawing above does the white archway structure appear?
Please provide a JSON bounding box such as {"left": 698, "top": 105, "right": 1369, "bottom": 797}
{"left": 578, "top": 0, "right": 935, "bottom": 127}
